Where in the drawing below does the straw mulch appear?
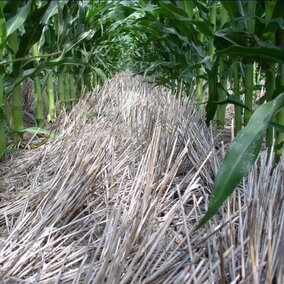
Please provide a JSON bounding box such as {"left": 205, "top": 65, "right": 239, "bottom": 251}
{"left": 0, "top": 72, "right": 283, "bottom": 283}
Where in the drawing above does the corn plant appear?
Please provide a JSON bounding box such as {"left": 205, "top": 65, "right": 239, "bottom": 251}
{"left": 118, "top": 0, "right": 284, "bottom": 228}
{"left": 0, "top": 2, "right": 6, "bottom": 160}
{"left": 0, "top": 0, "right": 130, "bottom": 160}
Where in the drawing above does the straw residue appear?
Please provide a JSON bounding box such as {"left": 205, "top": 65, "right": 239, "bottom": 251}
{"left": 0, "top": 72, "right": 283, "bottom": 283}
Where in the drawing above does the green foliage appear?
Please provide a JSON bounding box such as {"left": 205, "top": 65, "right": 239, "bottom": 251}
{"left": 117, "top": 0, "right": 284, "bottom": 228}
{"left": 0, "top": 0, "right": 134, "bottom": 159}
{"left": 196, "top": 91, "right": 284, "bottom": 229}
{"left": 9, "top": 126, "right": 58, "bottom": 139}
{"left": 5, "top": 1, "right": 31, "bottom": 38}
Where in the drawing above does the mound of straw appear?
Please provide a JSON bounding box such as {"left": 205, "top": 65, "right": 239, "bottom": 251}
{"left": 0, "top": 72, "right": 283, "bottom": 283}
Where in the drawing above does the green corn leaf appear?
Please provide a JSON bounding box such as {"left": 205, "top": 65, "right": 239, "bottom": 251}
{"left": 5, "top": 57, "right": 92, "bottom": 95}
{"left": 77, "top": 3, "right": 85, "bottom": 34}
{"left": 231, "top": 15, "right": 284, "bottom": 35}
{"left": 196, "top": 92, "right": 284, "bottom": 230}
{"left": 269, "top": 121, "right": 284, "bottom": 132}
{"left": 38, "top": 25, "right": 49, "bottom": 50}
{"left": 145, "top": 60, "right": 179, "bottom": 73}
{"left": 214, "top": 30, "right": 257, "bottom": 50}
{"left": 6, "top": 1, "right": 31, "bottom": 36}
{"left": 63, "top": 29, "right": 95, "bottom": 55}
{"left": 191, "top": 20, "right": 213, "bottom": 37}
{"left": 0, "top": 106, "right": 4, "bottom": 120}
{"left": 216, "top": 44, "right": 284, "bottom": 63}
{"left": 205, "top": 57, "right": 219, "bottom": 125}
{"left": 180, "top": 56, "right": 211, "bottom": 76}
{"left": 0, "top": 4, "right": 7, "bottom": 47}
{"left": 217, "top": 97, "right": 250, "bottom": 111}
{"left": 8, "top": 127, "right": 58, "bottom": 138}
{"left": 13, "top": 1, "right": 59, "bottom": 75}
{"left": 87, "top": 111, "right": 100, "bottom": 118}
{"left": 94, "top": 67, "right": 107, "bottom": 80}
{"left": 41, "top": 1, "right": 58, "bottom": 25}
{"left": 157, "top": 1, "right": 190, "bottom": 21}
{"left": 220, "top": 1, "right": 240, "bottom": 18}
{"left": 156, "top": 1, "right": 213, "bottom": 37}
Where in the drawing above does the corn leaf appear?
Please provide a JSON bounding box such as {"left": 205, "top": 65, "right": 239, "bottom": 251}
{"left": 220, "top": 1, "right": 240, "bottom": 18}
{"left": 0, "top": 4, "right": 7, "bottom": 47}
{"left": 196, "top": 92, "right": 284, "bottom": 229}
{"left": 6, "top": 1, "right": 31, "bottom": 36}
{"left": 205, "top": 57, "right": 219, "bottom": 125}
{"left": 5, "top": 57, "right": 92, "bottom": 95}
{"left": 41, "top": 1, "right": 58, "bottom": 25}
{"left": 94, "top": 67, "right": 107, "bottom": 80}
{"left": 11, "top": 127, "right": 58, "bottom": 138}
{"left": 216, "top": 44, "right": 284, "bottom": 63}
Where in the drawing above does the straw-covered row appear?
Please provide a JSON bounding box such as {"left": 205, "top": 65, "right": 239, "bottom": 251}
{"left": 0, "top": 72, "right": 283, "bottom": 283}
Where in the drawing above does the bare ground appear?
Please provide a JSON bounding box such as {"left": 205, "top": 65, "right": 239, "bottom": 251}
{"left": 0, "top": 72, "right": 283, "bottom": 283}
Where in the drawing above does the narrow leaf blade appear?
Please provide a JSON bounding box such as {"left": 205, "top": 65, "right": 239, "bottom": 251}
{"left": 196, "top": 92, "right": 284, "bottom": 229}
{"left": 6, "top": 2, "right": 32, "bottom": 36}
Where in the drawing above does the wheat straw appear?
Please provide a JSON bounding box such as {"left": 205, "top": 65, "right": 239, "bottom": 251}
{"left": 0, "top": 71, "right": 283, "bottom": 283}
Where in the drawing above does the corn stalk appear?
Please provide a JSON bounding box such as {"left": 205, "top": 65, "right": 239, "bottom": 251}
{"left": 32, "top": 42, "right": 44, "bottom": 127}
{"left": 216, "top": 5, "right": 228, "bottom": 129}
{"left": 47, "top": 72, "right": 56, "bottom": 122}
{"left": 244, "top": 0, "right": 256, "bottom": 126}
{"left": 0, "top": 2, "right": 6, "bottom": 160}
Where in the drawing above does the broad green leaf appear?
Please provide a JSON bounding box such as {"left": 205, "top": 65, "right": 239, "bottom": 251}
{"left": 77, "top": 3, "right": 85, "bottom": 34}
{"left": 220, "top": 1, "right": 240, "bottom": 19}
{"left": 0, "top": 106, "right": 4, "bottom": 120}
{"left": 191, "top": 20, "right": 213, "bottom": 37}
{"left": 216, "top": 44, "right": 284, "bottom": 63}
{"left": 14, "top": 127, "right": 58, "bottom": 138}
{"left": 157, "top": 1, "right": 190, "bottom": 21}
{"left": 6, "top": 1, "right": 32, "bottom": 36}
{"left": 13, "top": 1, "right": 57, "bottom": 74}
{"left": 269, "top": 121, "right": 284, "bottom": 132}
{"left": 38, "top": 25, "right": 49, "bottom": 50}
{"left": 63, "top": 29, "right": 95, "bottom": 54}
{"left": 160, "top": 26, "right": 190, "bottom": 45}
{"left": 57, "top": 0, "right": 66, "bottom": 40}
{"left": 87, "top": 111, "right": 100, "bottom": 118}
{"left": 205, "top": 57, "right": 219, "bottom": 125}
{"left": 145, "top": 60, "right": 179, "bottom": 72}
{"left": 217, "top": 97, "right": 250, "bottom": 111}
{"left": 180, "top": 56, "right": 211, "bottom": 75}
{"left": 41, "top": 1, "right": 58, "bottom": 25}
{"left": 0, "top": 4, "right": 7, "bottom": 47}
{"left": 132, "top": 3, "right": 157, "bottom": 13}
{"left": 234, "top": 15, "right": 284, "bottom": 31}
{"left": 214, "top": 30, "right": 256, "bottom": 50}
{"left": 181, "top": 0, "right": 195, "bottom": 17}
{"left": 196, "top": 92, "right": 284, "bottom": 230}
{"left": 5, "top": 57, "right": 92, "bottom": 95}
{"left": 156, "top": 1, "right": 213, "bottom": 37}
{"left": 94, "top": 67, "right": 107, "bottom": 80}
{"left": 272, "top": 1, "right": 284, "bottom": 19}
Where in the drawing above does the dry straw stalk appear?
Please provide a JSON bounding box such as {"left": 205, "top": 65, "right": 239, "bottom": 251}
{"left": 0, "top": 72, "right": 283, "bottom": 283}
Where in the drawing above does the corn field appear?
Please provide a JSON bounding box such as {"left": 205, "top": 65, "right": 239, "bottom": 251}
{"left": 0, "top": 1, "right": 284, "bottom": 283}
